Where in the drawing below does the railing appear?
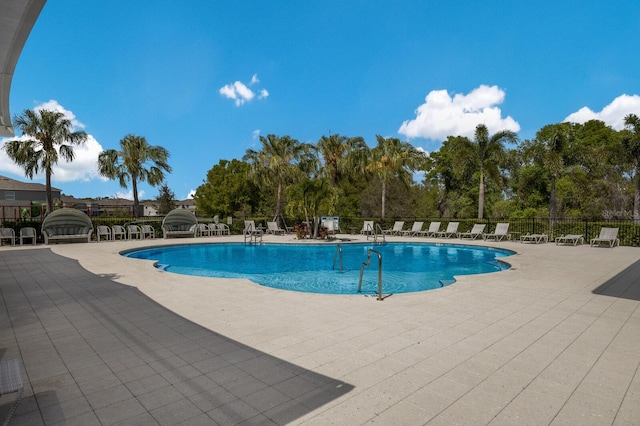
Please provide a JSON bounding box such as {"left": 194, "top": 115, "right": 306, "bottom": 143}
{"left": 332, "top": 244, "right": 343, "bottom": 272}
{"left": 366, "top": 223, "right": 386, "bottom": 244}
{"left": 358, "top": 249, "right": 384, "bottom": 301}
{"left": 243, "top": 228, "right": 262, "bottom": 245}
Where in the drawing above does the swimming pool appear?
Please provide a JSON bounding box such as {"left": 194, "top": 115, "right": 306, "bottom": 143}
{"left": 124, "top": 242, "right": 514, "bottom": 295}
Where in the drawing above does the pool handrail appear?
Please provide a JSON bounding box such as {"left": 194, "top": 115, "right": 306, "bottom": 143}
{"left": 358, "top": 249, "right": 384, "bottom": 300}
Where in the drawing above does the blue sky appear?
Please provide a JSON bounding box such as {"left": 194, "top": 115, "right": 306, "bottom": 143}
{"left": 2, "top": 1, "right": 639, "bottom": 200}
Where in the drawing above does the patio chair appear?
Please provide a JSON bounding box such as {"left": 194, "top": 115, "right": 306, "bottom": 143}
{"left": 419, "top": 221, "right": 441, "bottom": 237}
{"left": 141, "top": 224, "right": 155, "bottom": 239}
{"left": 383, "top": 221, "right": 405, "bottom": 235}
{"left": 0, "top": 359, "right": 23, "bottom": 426}
{"left": 195, "top": 223, "right": 210, "bottom": 237}
{"left": 436, "top": 222, "right": 459, "bottom": 238}
{"left": 216, "top": 223, "right": 231, "bottom": 235}
{"left": 458, "top": 224, "right": 486, "bottom": 240}
{"left": 19, "top": 227, "right": 37, "bottom": 245}
{"left": 127, "top": 224, "right": 142, "bottom": 240}
{"left": 207, "top": 223, "right": 219, "bottom": 236}
{"left": 483, "top": 223, "right": 509, "bottom": 241}
{"left": 0, "top": 228, "right": 16, "bottom": 246}
{"left": 555, "top": 234, "right": 584, "bottom": 246}
{"left": 590, "top": 227, "right": 619, "bottom": 248}
{"left": 96, "top": 225, "right": 112, "bottom": 242}
{"left": 266, "top": 221, "right": 286, "bottom": 235}
{"left": 401, "top": 221, "right": 424, "bottom": 237}
{"left": 360, "top": 220, "right": 375, "bottom": 236}
{"left": 112, "top": 224, "right": 127, "bottom": 240}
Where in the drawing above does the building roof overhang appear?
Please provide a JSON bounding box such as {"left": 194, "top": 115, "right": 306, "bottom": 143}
{"left": 0, "top": 0, "right": 46, "bottom": 136}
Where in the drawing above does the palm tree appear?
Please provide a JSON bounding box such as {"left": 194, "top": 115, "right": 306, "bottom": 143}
{"left": 454, "top": 124, "right": 518, "bottom": 219}
{"left": 367, "top": 135, "right": 425, "bottom": 218}
{"left": 3, "top": 109, "right": 87, "bottom": 213}
{"left": 243, "top": 134, "right": 309, "bottom": 219}
{"left": 316, "top": 134, "right": 367, "bottom": 186}
{"left": 534, "top": 123, "right": 571, "bottom": 222}
{"left": 623, "top": 114, "right": 640, "bottom": 221}
{"left": 97, "top": 134, "right": 171, "bottom": 217}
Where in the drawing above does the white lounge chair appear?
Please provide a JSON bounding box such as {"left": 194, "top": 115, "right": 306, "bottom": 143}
{"left": 383, "top": 221, "right": 405, "bottom": 235}
{"left": 483, "top": 223, "right": 509, "bottom": 241}
{"left": 244, "top": 220, "right": 263, "bottom": 236}
{"left": 419, "top": 221, "right": 441, "bottom": 237}
{"left": 19, "top": 227, "right": 37, "bottom": 245}
{"left": 360, "top": 220, "right": 375, "bottom": 236}
{"left": 520, "top": 233, "right": 548, "bottom": 244}
{"left": 459, "top": 224, "right": 486, "bottom": 240}
{"left": 401, "top": 221, "right": 424, "bottom": 237}
{"left": 555, "top": 234, "right": 584, "bottom": 246}
{"left": 267, "top": 221, "right": 286, "bottom": 235}
{"left": 590, "top": 227, "right": 619, "bottom": 248}
{"left": 436, "top": 222, "right": 459, "bottom": 238}
{"left": 96, "top": 225, "right": 112, "bottom": 242}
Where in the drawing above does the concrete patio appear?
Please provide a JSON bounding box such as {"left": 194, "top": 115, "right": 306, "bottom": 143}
{"left": 1, "top": 234, "right": 639, "bottom": 425}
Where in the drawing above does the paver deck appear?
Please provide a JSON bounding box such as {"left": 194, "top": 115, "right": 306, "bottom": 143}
{"left": 1, "top": 234, "right": 639, "bottom": 425}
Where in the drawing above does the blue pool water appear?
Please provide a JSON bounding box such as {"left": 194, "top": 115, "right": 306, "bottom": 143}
{"left": 124, "top": 243, "right": 514, "bottom": 295}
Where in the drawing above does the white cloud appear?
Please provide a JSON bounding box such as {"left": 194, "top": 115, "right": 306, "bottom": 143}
{"left": 219, "top": 74, "right": 269, "bottom": 106}
{"left": 564, "top": 94, "right": 640, "bottom": 130}
{"left": 252, "top": 129, "right": 260, "bottom": 140}
{"left": 186, "top": 189, "right": 196, "bottom": 199}
{"left": 114, "top": 189, "right": 144, "bottom": 201}
{"left": 0, "top": 100, "right": 104, "bottom": 183}
{"left": 398, "top": 85, "right": 520, "bottom": 140}
{"left": 34, "top": 99, "right": 86, "bottom": 129}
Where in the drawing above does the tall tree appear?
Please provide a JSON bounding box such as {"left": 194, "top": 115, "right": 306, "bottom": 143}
{"left": 98, "top": 134, "right": 171, "bottom": 217}
{"left": 3, "top": 109, "right": 87, "bottom": 213}
{"left": 155, "top": 183, "right": 175, "bottom": 215}
{"left": 623, "top": 113, "right": 640, "bottom": 221}
{"left": 243, "top": 134, "right": 309, "bottom": 219}
{"left": 194, "top": 159, "right": 260, "bottom": 217}
{"left": 531, "top": 123, "right": 571, "bottom": 222}
{"left": 316, "top": 134, "right": 367, "bottom": 186}
{"left": 453, "top": 124, "right": 518, "bottom": 219}
{"left": 366, "top": 135, "right": 425, "bottom": 218}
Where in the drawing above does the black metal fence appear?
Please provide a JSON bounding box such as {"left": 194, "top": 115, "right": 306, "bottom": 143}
{"left": 2, "top": 215, "right": 640, "bottom": 246}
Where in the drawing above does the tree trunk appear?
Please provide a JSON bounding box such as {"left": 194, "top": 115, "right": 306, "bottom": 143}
{"left": 276, "top": 181, "right": 283, "bottom": 217}
{"left": 549, "top": 175, "right": 557, "bottom": 221}
{"left": 381, "top": 180, "right": 387, "bottom": 219}
{"left": 634, "top": 171, "right": 640, "bottom": 223}
{"left": 478, "top": 174, "right": 485, "bottom": 219}
{"left": 132, "top": 179, "right": 139, "bottom": 218}
{"left": 45, "top": 170, "right": 53, "bottom": 214}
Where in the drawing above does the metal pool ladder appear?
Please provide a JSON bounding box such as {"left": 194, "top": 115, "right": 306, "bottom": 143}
{"left": 367, "top": 224, "right": 386, "bottom": 244}
{"left": 358, "top": 248, "right": 384, "bottom": 300}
